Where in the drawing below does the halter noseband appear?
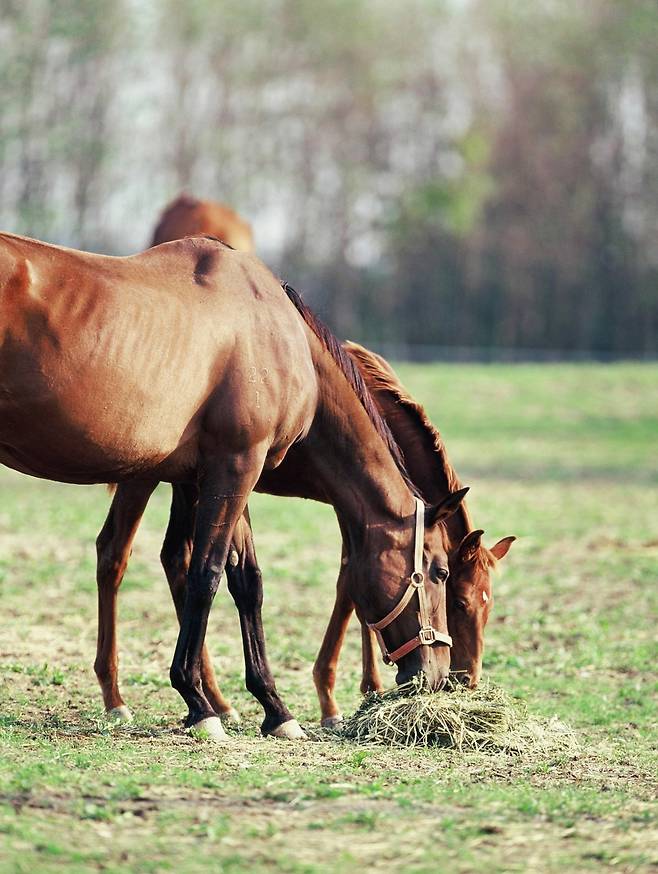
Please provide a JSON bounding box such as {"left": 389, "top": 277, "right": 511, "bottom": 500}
{"left": 368, "top": 497, "right": 453, "bottom": 665}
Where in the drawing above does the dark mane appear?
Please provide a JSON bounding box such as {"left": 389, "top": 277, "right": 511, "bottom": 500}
{"left": 281, "top": 282, "right": 420, "bottom": 498}
{"left": 344, "top": 342, "right": 498, "bottom": 569}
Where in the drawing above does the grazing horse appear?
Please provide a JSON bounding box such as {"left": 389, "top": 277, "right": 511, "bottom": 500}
{"left": 0, "top": 231, "right": 464, "bottom": 741}
{"left": 312, "top": 343, "right": 515, "bottom": 726}
{"left": 151, "top": 194, "right": 255, "bottom": 252}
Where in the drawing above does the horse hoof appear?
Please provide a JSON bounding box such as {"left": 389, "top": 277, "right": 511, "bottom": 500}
{"left": 190, "top": 716, "right": 229, "bottom": 743}
{"left": 268, "top": 719, "right": 307, "bottom": 740}
{"left": 321, "top": 714, "right": 344, "bottom": 729}
{"left": 220, "top": 707, "right": 241, "bottom": 726}
{"left": 107, "top": 705, "right": 133, "bottom": 723}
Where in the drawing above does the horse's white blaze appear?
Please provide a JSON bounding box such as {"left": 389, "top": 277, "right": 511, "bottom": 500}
{"left": 482, "top": 590, "right": 489, "bottom": 603}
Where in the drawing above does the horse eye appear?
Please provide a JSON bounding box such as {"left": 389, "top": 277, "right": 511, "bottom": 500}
{"left": 433, "top": 566, "right": 449, "bottom": 583}
{"left": 455, "top": 599, "right": 469, "bottom": 612}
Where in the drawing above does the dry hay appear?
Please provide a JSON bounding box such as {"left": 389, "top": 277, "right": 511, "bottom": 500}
{"left": 333, "top": 678, "right": 578, "bottom": 754}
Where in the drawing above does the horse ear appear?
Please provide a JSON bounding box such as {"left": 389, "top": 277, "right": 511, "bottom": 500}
{"left": 458, "top": 529, "right": 485, "bottom": 563}
{"left": 490, "top": 536, "right": 516, "bottom": 560}
{"left": 426, "top": 487, "right": 469, "bottom": 527}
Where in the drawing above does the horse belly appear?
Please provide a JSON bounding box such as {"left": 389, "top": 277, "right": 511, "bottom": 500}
{"left": 0, "top": 320, "right": 207, "bottom": 484}
{"left": 0, "top": 387, "right": 199, "bottom": 484}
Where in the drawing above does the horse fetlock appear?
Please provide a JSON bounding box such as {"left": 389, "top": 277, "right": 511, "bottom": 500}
{"left": 189, "top": 716, "right": 229, "bottom": 743}
{"left": 266, "top": 719, "right": 307, "bottom": 740}
{"left": 219, "top": 706, "right": 241, "bottom": 726}
{"left": 360, "top": 678, "right": 384, "bottom": 695}
{"left": 320, "top": 714, "right": 344, "bottom": 730}
{"left": 107, "top": 705, "right": 133, "bottom": 723}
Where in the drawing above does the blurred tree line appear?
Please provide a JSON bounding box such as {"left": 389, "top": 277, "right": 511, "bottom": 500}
{"left": 0, "top": 0, "right": 656, "bottom": 356}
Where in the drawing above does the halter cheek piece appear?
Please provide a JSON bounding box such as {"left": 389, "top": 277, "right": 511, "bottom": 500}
{"left": 368, "top": 497, "right": 453, "bottom": 665}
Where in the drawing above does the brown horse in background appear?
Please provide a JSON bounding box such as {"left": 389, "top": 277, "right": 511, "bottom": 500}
{"left": 151, "top": 194, "right": 255, "bottom": 252}
{"left": 0, "top": 231, "right": 463, "bottom": 741}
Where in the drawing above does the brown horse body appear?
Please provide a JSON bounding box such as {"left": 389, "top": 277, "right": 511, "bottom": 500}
{"left": 0, "top": 232, "right": 307, "bottom": 484}
{"left": 0, "top": 231, "right": 462, "bottom": 740}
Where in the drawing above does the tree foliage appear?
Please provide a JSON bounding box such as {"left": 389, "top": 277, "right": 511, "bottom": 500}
{"left": 0, "top": 0, "right": 656, "bottom": 354}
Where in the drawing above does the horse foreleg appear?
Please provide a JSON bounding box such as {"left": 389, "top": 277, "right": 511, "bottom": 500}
{"left": 226, "top": 508, "right": 302, "bottom": 738}
{"left": 358, "top": 619, "right": 384, "bottom": 695}
{"left": 312, "top": 563, "right": 354, "bottom": 728}
{"left": 94, "top": 480, "right": 157, "bottom": 720}
{"left": 161, "top": 483, "right": 238, "bottom": 725}
{"left": 169, "top": 449, "right": 265, "bottom": 741}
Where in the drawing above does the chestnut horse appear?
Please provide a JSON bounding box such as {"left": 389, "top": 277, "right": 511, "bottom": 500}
{"left": 312, "top": 343, "right": 515, "bottom": 726}
{"left": 151, "top": 194, "right": 255, "bottom": 252}
{"left": 0, "top": 231, "right": 464, "bottom": 740}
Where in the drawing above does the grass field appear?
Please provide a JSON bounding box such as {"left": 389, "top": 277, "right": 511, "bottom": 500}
{"left": 0, "top": 363, "right": 656, "bottom": 873}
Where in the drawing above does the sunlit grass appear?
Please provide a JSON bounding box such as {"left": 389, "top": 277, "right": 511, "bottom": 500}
{"left": 0, "top": 363, "right": 656, "bottom": 872}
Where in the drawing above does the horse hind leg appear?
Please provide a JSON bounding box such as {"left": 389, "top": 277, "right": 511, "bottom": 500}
{"left": 161, "top": 483, "right": 239, "bottom": 726}
{"left": 94, "top": 481, "right": 157, "bottom": 720}
{"left": 226, "top": 509, "right": 303, "bottom": 739}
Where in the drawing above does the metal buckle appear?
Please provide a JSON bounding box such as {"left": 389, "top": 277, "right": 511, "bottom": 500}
{"left": 418, "top": 626, "right": 439, "bottom": 646}
{"left": 410, "top": 571, "right": 424, "bottom": 586}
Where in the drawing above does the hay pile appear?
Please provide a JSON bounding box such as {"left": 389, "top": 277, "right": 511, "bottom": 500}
{"left": 336, "top": 678, "right": 577, "bottom": 754}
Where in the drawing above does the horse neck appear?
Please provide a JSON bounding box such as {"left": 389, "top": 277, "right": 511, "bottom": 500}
{"left": 363, "top": 378, "right": 472, "bottom": 548}
{"left": 299, "top": 334, "right": 417, "bottom": 533}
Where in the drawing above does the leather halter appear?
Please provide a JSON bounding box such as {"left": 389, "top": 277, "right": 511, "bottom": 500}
{"left": 368, "top": 497, "right": 453, "bottom": 665}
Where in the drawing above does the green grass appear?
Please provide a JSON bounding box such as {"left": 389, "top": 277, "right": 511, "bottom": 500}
{"left": 0, "top": 362, "right": 657, "bottom": 872}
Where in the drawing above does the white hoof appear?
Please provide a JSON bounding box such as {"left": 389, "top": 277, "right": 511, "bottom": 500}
{"left": 190, "top": 716, "right": 229, "bottom": 743}
{"left": 268, "top": 719, "right": 307, "bottom": 740}
{"left": 219, "top": 707, "right": 241, "bottom": 727}
{"left": 321, "top": 714, "right": 344, "bottom": 729}
{"left": 107, "top": 705, "right": 133, "bottom": 723}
